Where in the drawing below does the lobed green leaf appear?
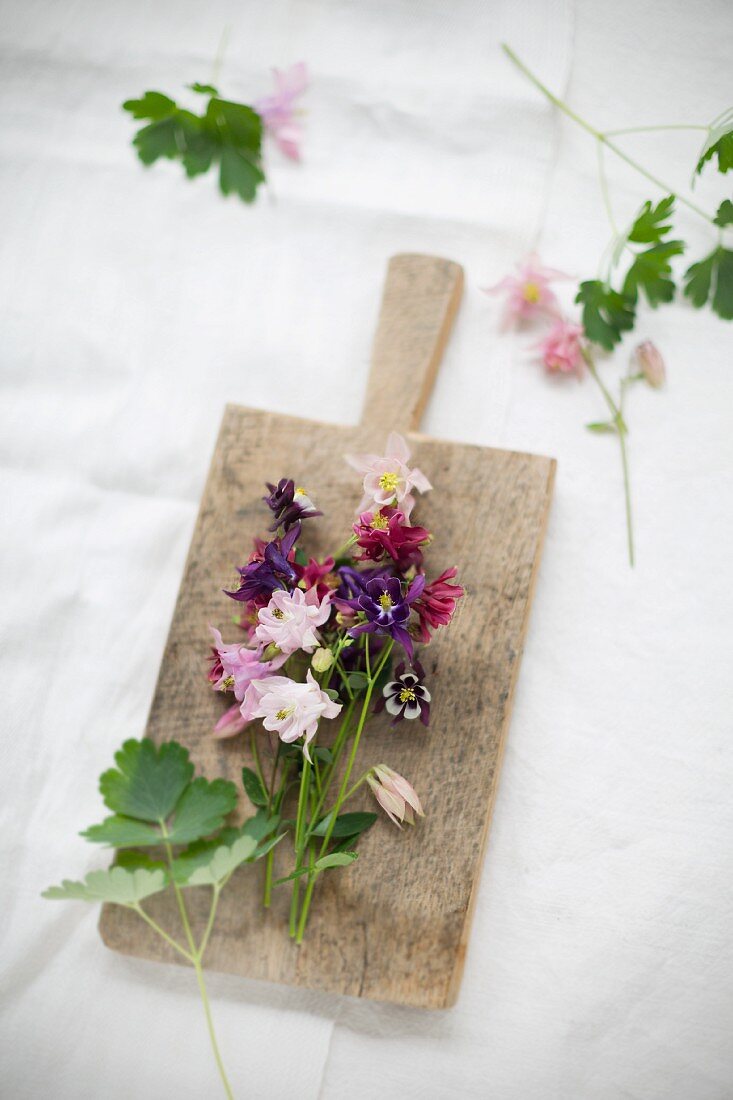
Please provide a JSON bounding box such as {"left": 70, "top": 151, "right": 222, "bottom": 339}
{"left": 43, "top": 866, "right": 167, "bottom": 905}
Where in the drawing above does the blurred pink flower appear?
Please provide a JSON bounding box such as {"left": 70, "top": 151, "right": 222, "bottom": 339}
{"left": 255, "top": 62, "right": 308, "bottom": 161}
{"left": 345, "top": 431, "right": 432, "bottom": 519}
{"left": 208, "top": 627, "right": 285, "bottom": 700}
{"left": 633, "top": 340, "right": 666, "bottom": 388}
{"left": 484, "top": 255, "right": 568, "bottom": 329}
{"left": 537, "top": 318, "right": 585, "bottom": 376}
{"left": 367, "top": 764, "right": 424, "bottom": 828}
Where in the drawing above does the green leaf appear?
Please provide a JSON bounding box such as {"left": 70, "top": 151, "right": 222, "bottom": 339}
{"left": 628, "top": 196, "right": 675, "bottom": 244}
{"left": 204, "top": 98, "right": 262, "bottom": 150}
{"left": 312, "top": 747, "right": 333, "bottom": 765}
{"left": 714, "top": 199, "right": 733, "bottom": 228}
{"left": 43, "top": 867, "right": 167, "bottom": 905}
{"left": 586, "top": 421, "right": 617, "bottom": 434}
{"left": 622, "top": 240, "right": 684, "bottom": 307}
{"left": 683, "top": 247, "right": 733, "bottom": 319}
{"left": 315, "top": 852, "right": 358, "bottom": 871}
{"left": 164, "top": 777, "right": 238, "bottom": 844}
{"left": 219, "top": 147, "right": 265, "bottom": 202}
{"left": 575, "top": 280, "right": 635, "bottom": 351}
{"left": 241, "top": 766, "right": 268, "bottom": 808}
{"left": 133, "top": 118, "right": 183, "bottom": 165}
{"left": 100, "top": 739, "right": 193, "bottom": 821}
{"left": 695, "top": 110, "right": 733, "bottom": 176}
{"left": 347, "top": 671, "right": 369, "bottom": 691}
{"left": 240, "top": 809, "right": 280, "bottom": 843}
{"left": 178, "top": 834, "right": 258, "bottom": 887}
{"left": 189, "top": 82, "right": 219, "bottom": 96}
{"left": 81, "top": 815, "right": 162, "bottom": 848}
{"left": 122, "top": 91, "right": 177, "bottom": 121}
{"left": 312, "top": 812, "right": 377, "bottom": 839}
{"left": 114, "top": 850, "right": 167, "bottom": 874}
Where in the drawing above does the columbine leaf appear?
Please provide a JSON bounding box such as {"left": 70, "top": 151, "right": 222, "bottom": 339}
{"left": 683, "top": 247, "right": 733, "bottom": 319}
{"left": 114, "top": 850, "right": 167, "bottom": 874}
{"left": 177, "top": 834, "right": 258, "bottom": 887}
{"left": 575, "top": 280, "right": 635, "bottom": 351}
{"left": 100, "top": 739, "right": 193, "bottom": 822}
{"left": 240, "top": 808, "right": 280, "bottom": 843}
{"left": 122, "top": 91, "right": 177, "bottom": 121}
{"left": 165, "top": 777, "right": 238, "bottom": 844}
{"left": 133, "top": 118, "right": 182, "bottom": 165}
{"left": 315, "top": 852, "right": 358, "bottom": 871}
{"left": 81, "top": 815, "right": 162, "bottom": 848}
{"left": 219, "top": 147, "right": 265, "bottom": 202}
{"left": 586, "top": 421, "right": 617, "bottom": 434}
{"left": 714, "top": 199, "right": 733, "bottom": 228}
{"left": 347, "top": 671, "right": 369, "bottom": 691}
{"left": 312, "top": 812, "right": 377, "bottom": 838}
{"left": 43, "top": 867, "right": 167, "bottom": 905}
{"left": 695, "top": 109, "right": 733, "bottom": 177}
{"left": 628, "top": 196, "right": 675, "bottom": 244}
{"left": 204, "top": 98, "right": 262, "bottom": 150}
{"left": 622, "top": 241, "right": 684, "bottom": 307}
{"left": 241, "top": 766, "right": 268, "bottom": 808}
{"left": 189, "top": 82, "right": 219, "bottom": 96}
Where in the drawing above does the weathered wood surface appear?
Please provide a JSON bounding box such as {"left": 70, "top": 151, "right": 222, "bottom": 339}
{"left": 100, "top": 254, "right": 555, "bottom": 1008}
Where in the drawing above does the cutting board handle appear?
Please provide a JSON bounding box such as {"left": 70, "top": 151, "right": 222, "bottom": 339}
{"left": 360, "top": 254, "right": 464, "bottom": 436}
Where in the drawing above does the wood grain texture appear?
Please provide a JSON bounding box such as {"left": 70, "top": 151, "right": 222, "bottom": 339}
{"left": 99, "top": 254, "right": 555, "bottom": 1009}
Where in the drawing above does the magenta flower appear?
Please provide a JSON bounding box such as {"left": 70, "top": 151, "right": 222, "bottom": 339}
{"left": 484, "top": 255, "right": 568, "bottom": 329}
{"left": 353, "top": 507, "right": 430, "bottom": 570}
{"left": 367, "top": 765, "right": 424, "bottom": 827}
{"left": 345, "top": 432, "right": 432, "bottom": 519}
{"left": 254, "top": 62, "right": 308, "bottom": 161}
{"left": 633, "top": 340, "right": 666, "bottom": 388}
{"left": 537, "top": 318, "right": 585, "bottom": 377}
{"left": 413, "top": 567, "right": 464, "bottom": 644}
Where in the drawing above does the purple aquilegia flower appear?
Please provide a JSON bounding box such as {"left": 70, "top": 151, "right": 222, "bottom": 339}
{"left": 346, "top": 573, "right": 425, "bottom": 660}
{"left": 225, "top": 525, "right": 300, "bottom": 605}
{"left": 264, "top": 478, "right": 321, "bottom": 532}
{"left": 378, "top": 661, "right": 431, "bottom": 726}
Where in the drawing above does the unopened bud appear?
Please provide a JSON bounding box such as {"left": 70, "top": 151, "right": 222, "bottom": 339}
{"left": 633, "top": 340, "right": 665, "bottom": 389}
{"left": 311, "top": 647, "right": 334, "bottom": 673}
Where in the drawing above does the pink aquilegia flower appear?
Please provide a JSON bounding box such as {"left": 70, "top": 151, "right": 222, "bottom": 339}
{"left": 367, "top": 765, "right": 424, "bottom": 828}
{"left": 254, "top": 62, "right": 308, "bottom": 161}
{"left": 345, "top": 431, "right": 432, "bottom": 519}
{"left": 208, "top": 627, "right": 286, "bottom": 700}
{"left": 413, "top": 567, "right": 465, "bottom": 644}
{"left": 255, "top": 586, "right": 331, "bottom": 656}
{"left": 484, "top": 254, "right": 568, "bottom": 329}
{"left": 249, "top": 670, "right": 342, "bottom": 760}
{"left": 537, "top": 318, "right": 585, "bottom": 377}
{"left": 632, "top": 340, "right": 666, "bottom": 388}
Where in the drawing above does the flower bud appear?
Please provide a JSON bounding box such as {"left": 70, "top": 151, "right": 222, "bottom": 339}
{"left": 262, "top": 643, "right": 282, "bottom": 662}
{"left": 633, "top": 340, "right": 665, "bottom": 388}
{"left": 311, "top": 646, "right": 334, "bottom": 673}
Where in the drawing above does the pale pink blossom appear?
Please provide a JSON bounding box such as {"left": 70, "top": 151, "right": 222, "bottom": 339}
{"left": 633, "top": 340, "right": 666, "bottom": 388}
{"left": 345, "top": 431, "right": 432, "bottom": 519}
{"left": 213, "top": 702, "right": 249, "bottom": 739}
{"left": 254, "top": 62, "right": 308, "bottom": 161}
{"left": 255, "top": 587, "right": 331, "bottom": 656}
{"left": 367, "top": 764, "right": 424, "bottom": 828}
{"left": 484, "top": 255, "right": 568, "bottom": 329}
{"left": 249, "top": 670, "right": 342, "bottom": 759}
{"left": 208, "top": 627, "right": 286, "bottom": 701}
{"left": 537, "top": 318, "right": 585, "bottom": 376}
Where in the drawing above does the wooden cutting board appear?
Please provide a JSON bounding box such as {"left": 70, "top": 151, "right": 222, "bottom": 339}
{"left": 100, "top": 254, "right": 555, "bottom": 1009}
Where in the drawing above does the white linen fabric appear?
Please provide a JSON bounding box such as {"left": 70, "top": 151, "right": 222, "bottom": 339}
{"left": 1, "top": 1, "right": 732, "bottom": 1098}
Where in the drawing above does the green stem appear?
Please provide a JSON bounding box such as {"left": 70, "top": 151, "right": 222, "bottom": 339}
{"left": 582, "top": 348, "right": 635, "bottom": 567}
{"left": 501, "top": 44, "right": 715, "bottom": 227}
{"left": 198, "top": 886, "right": 221, "bottom": 959}
{"left": 295, "top": 640, "right": 393, "bottom": 943}
{"left": 289, "top": 756, "right": 312, "bottom": 935}
{"left": 158, "top": 825, "right": 234, "bottom": 1099}
{"left": 132, "top": 904, "right": 194, "bottom": 963}
{"left": 604, "top": 124, "right": 708, "bottom": 137}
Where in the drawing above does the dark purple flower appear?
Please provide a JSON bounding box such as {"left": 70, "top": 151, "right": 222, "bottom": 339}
{"left": 378, "top": 661, "right": 431, "bottom": 726}
{"left": 264, "top": 478, "right": 321, "bottom": 532}
{"left": 225, "top": 525, "right": 300, "bottom": 605}
{"left": 346, "top": 573, "right": 425, "bottom": 660}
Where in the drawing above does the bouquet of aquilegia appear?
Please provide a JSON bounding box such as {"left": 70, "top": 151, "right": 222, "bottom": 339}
{"left": 211, "top": 431, "right": 464, "bottom": 941}
{"left": 43, "top": 432, "right": 463, "bottom": 1096}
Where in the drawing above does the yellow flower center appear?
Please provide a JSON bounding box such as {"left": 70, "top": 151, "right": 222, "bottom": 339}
{"left": 275, "top": 706, "right": 295, "bottom": 721}
{"left": 399, "top": 687, "right": 416, "bottom": 703}
{"left": 221, "top": 675, "right": 235, "bottom": 690}
{"left": 523, "top": 281, "right": 541, "bottom": 303}
{"left": 370, "top": 511, "right": 389, "bottom": 530}
{"left": 379, "top": 591, "right": 393, "bottom": 610}
{"left": 272, "top": 608, "right": 285, "bottom": 620}
{"left": 295, "top": 486, "right": 307, "bottom": 496}
{"left": 378, "top": 471, "right": 399, "bottom": 493}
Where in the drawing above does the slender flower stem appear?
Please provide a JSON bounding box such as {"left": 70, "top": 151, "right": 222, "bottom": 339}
{"left": 295, "top": 640, "right": 393, "bottom": 943}
{"left": 582, "top": 347, "right": 635, "bottom": 567}
{"left": 289, "top": 756, "right": 312, "bottom": 935}
{"left": 501, "top": 44, "right": 715, "bottom": 227}
{"left": 158, "top": 824, "right": 234, "bottom": 1099}
{"left": 198, "top": 885, "right": 222, "bottom": 959}
{"left": 132, "top": 904, "right": 194, "bottom": 962}
{"left": 604, "top": 124, "right": 708, "bottom": 137}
